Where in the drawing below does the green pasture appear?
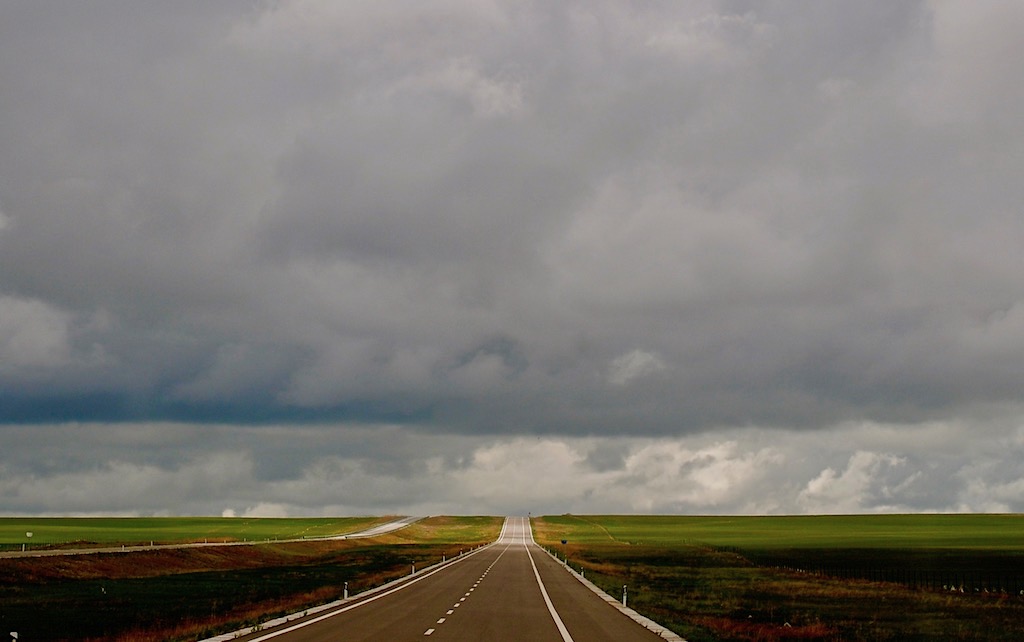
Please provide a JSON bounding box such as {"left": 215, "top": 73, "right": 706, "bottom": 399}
{"left": 538, "top": 513, "right": 1024, "bottom": 550}
{"left": 386, "top": 515, "right": 503, "bottom": 545}
{"left": 0, "top": 515, "right": 390, "bottom": 549}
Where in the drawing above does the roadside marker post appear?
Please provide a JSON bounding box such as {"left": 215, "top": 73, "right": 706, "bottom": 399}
{"left": 622, "top": 585, "right": 628, "bottom": 607}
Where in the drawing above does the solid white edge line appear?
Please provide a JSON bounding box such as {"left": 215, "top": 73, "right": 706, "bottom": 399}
{"left": 522, "top": 517, "right": 575, "bottom": 642}
{"left": 535, "top": 539, "right": 688, "bottom": 641}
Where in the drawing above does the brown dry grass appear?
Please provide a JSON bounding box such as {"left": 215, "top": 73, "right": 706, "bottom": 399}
{"left": 0, "top": 540, "right": 362, "bottom": 583}
{"left": 1, "top": 538, "right": 468, "bottom": 641}
{"left": 94, "top": 585, "right": 349, "bottom": 642}
{"left": 691, "top": 616, "right": 835, "bottom": 641}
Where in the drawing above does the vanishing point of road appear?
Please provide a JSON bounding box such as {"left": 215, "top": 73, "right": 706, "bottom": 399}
{"left": 218, "top": 516, "right": 679, "bottom": 641}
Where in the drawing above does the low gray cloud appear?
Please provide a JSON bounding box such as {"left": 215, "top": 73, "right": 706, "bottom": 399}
{"left": 4, "top": 419, "right": 1024, "bottom": 516}
{"left": 1, "top": 2, "right": 1023, "bottom": 514}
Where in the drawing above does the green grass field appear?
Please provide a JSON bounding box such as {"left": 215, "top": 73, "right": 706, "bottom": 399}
{"left": 538, "top": 513, "right": 1024, "bottom": 549}
{"left": 381, "top": 515, "right": 503, "bottom": 545}
{"left": 0, "top": 515, "right": 391, "bottom": 549}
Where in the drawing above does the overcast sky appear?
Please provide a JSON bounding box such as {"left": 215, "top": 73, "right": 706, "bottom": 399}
{"left": 2, "top": 1, "right": 1024, "bottom": 517}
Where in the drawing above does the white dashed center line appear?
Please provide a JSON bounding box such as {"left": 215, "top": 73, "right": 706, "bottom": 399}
{"left": 420, "top": 519, "right": 526, "bottom": 639}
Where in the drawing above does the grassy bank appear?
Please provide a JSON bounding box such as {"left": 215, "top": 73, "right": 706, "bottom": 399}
{"left": 535, "top": 514, "right": 1024, "bottom": 549}
{"left": 0, "top": 516, "right": 390, "bottom": 550}
{"left": 533, "top": 514, "right": 1024, "bottom": 641}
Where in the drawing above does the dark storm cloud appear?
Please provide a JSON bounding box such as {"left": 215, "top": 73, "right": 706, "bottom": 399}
{"left": 4, "top": 0, "right": 1024, "bottom": 431}
{"left": 2, "top": 1, "right": 1024, "bottom": 514}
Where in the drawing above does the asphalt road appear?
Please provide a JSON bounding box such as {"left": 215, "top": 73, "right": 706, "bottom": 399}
{"left": 223, "top": 517, "right": 671, "bottom": 642}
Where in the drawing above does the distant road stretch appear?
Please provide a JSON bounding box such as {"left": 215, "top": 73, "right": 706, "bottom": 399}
{"left": 211, "top": 516, "right": 680, "bottom": 641}
{"left": 0, "top": 516, "right": 423, "bottom": 559}
{"left": 328, "top": 515, "right": 424, "bottom": 539}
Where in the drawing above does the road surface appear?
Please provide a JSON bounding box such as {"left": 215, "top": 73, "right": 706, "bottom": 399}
{"left": 216, "top": 516, "right": 677, "bottom": 641}
{"left": 328, "top": 515, "right": 424, "bottom": 539}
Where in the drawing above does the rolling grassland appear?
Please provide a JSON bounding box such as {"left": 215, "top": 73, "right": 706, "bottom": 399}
{"left": 5, "top": 514, "right": 1022, "bottom": 640}
{"left": 533, "top": 514, "right": 1024, "bottom": 641}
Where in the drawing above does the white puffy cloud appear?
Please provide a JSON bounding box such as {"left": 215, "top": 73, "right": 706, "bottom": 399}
{"left": 645, "top": 10, "right": 778, "bottom": 65}
{"left": 798, "top": 451, "right": 909, "bottom": 514}
{"left": 239, "top": 503, "right": 293, "bottom": 519}
{"left": 608, "top": 349, "right": 667, "bottom": 386}
{"left": 0, "top": 296, "right": 73, "bottom": 370}
{"left": 400, "top": 58, "right": 527, "bottom": 119}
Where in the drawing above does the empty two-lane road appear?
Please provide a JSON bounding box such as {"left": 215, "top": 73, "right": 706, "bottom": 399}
{"left": 224, "top": 517, "right": 671, "bottom": 641}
